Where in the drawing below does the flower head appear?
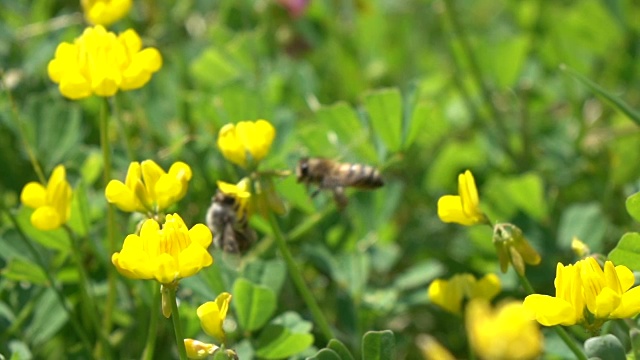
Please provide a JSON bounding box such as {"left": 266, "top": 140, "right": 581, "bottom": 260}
{"left": 81, "top": 0, "right": 132, "bottom": 25}
{"left": 466, "top": 299, "right": 543, "bottom": 360}
{"left": 437, "top": 170, "right": 488, "bottom": 226}
{"left": 217, "top": 120, "right": 275, "bottom": 169}
{"left": 48, "top": 25, "right": 162, "bottom": 99}
{"left": 493, "top": 223, "right": 541, "bottom": 275}
{"left": 20, "top": 165, "right": 72, "bottom": 230}
{"left": 111, "top": 214, "right": 213, "bottom": 284}
{"left": 523, "top": 258, "right": 640, "bottom": 331}
{"left": 105, "top": 160, "right": 192, "bottom": 214}
{"left": 428, "top": 273, "right": 501, "bottom": 315}
{"left": 197, "top": 292, "right": 232, "bottom": 343}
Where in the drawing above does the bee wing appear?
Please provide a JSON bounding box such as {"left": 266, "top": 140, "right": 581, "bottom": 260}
{"left": 222, "top": 223, "right": 240, "bottom": 253}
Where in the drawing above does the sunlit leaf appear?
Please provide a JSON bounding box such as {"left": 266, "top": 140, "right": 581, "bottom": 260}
{"left": 364, "top": 88, "right": 403, "bottom": 153}
{"left": 608, "top": 233, "right": 640, "bottom": 271}
{"left": 232, "top": 278, "right": 277, "bottom": 331}
{"left": 362, "top": 330, "right": 395, "bottom": 360}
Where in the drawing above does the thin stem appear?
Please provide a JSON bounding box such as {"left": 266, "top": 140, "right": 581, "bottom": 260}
{"left": 100, "top": 97, "right": 117, "bottom": 335}
{"left": 517, "top": 273, "right": 587, "bottom": 360}
{"left": 2, "top": 72, "right": 46, "bottom": 183}
{"left": 266, "top": 211, "right": 334, "bottom": 341}
{"left": 2, "top": 207, "right": 93, "bottom": 355}
{"left": 63, "top": 225, "right": 112, "bottom": 359}
{"left": 440, "top": 0, "right": 518, "bottom": 164}
{"left": 142, "top": 284, "right": 160, "bottom": 360}
{"left": 167, "top": 285, "right": 188, "bottom": 360}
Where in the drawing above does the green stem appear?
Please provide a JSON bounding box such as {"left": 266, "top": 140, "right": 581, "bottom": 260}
{"left": 63, "top": 225, "right": 112, "bottom": 359}
{"left": 440, "top": 0, "right": 518, "bottom": 164}
{"left": 167, "top": 285, "right": 188, "bottom": 360}
{"left": 2, "top": 72, "right": 46, "bottom": 183}
{"left": 2, "top": 207, "right": 93, "bottom": 355}
{"left": 266, "top": 211, "right": 334, "bottom": 341}
{"left": 100, "top": 97, "right": 117, "bottom": 336}
{"left": 517, "top": 273, "right": 587, "bottom": 360}
{"left": 142, "top": 284, "right": 160, "bottom": 360}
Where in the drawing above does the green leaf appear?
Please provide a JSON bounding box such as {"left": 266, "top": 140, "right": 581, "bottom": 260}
{"left": 255, "top": 312, "right": 315, "bottom": 359}
{"left": 243, "top": 258, "right": 286, "bottom": 295}
{"left": 561, "top": 65, "right": 640, "bottom": 126}
{"left": 393, "top": 261, "right": 444, "bottom": 292}
{"left": 315, "top": 102, "right": 377, "bottom": 163}
{"left": 15, "top": 206, "right": 71, "bottom": 252}
{"left": 2, "top": 258, "right": 48, "bottom": 285}
{"left": 584, "top": 334, "right": 625, "bottom": 360}
{"left": 626, "top": 192, "right": 640, "bottom": 223}
{"left": 232, "top": 278, "right": 277, "bottom": 331}
{"left": 557, "top": 202, "right": 607, "bottom": 253}
{"left": 405, "top": 100, "right": 431, "bottom": 149}
{"left": 327, "top": 339, "right": 355, "bottom": 360}
{"left": 25, "top": 288, "right": 68, "bottom": 346}
{"left": 306, "top": 348, "right": 341, "bottom": 360}
{"left": 362, "top": 330, "right": 395, "bottom": 360}
{"left": 364, "top": 88, "right": 403, "bottom": 152}
{"left": 608, "top": 233, "right": 640, "bottom": 271}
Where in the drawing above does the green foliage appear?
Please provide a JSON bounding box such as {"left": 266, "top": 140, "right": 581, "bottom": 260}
{"left": 584, "top": 334, "right": 625, "bottom": 360}
{"left": 1, "top": 0, "right": 640, "bottom": 359}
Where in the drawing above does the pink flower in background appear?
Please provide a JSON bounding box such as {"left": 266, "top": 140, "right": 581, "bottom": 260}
{"left": 277, "top": 0, "right": 310, "bottom": 18}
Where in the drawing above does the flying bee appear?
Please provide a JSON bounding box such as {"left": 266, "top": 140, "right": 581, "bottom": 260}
{"left": 296, "top": 157, "right": 384, "bottom": 209}
{"left": 205, "top": 191, "right": 256, "bottom": 253}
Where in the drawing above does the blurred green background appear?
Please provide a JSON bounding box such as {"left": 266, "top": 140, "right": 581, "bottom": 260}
{"left": 1, "top": 0, "right": 640, "bottom": 358}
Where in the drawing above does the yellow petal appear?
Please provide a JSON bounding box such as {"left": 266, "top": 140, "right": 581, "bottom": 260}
{"left": 21, "top": 182, "right": 47, "bottom": 209}
{"left": 177, "top": 244, "right": 212, "bottom": 279}
{"left": 155, "top": 253, "right": 179, "bottom": 284}
{"left": 428, "top": 279, "right": 463, "bottom": 315}
{"left": 614, "top": 264, "right": 635, "bottom": 292}
{"left": 437, "top": 195, "right": 475, "bottom": 225}
{"left": 523, "top": 294, "right": 578, "bottom": 326}
{"left": 105, "top": 180, "right": 141, "bottom": 212}
{"left": 197, "top": 293, "right": 232, "bottom": 341}
{"left": 30, "top": 206, "right": 62, "bottom": 230}
{"left": 611, "top": 286, "right": 640, "bottom": 318}
{"left": 472, "top": 273, "right": 501, "bottom": 301}
{"left": 459, "top": 170, "right": 480, "bottom": 216}
{"left": 594, "top": 287, "right": 620, "bottom": 318}
{"left": 184, "top": 339, "right": 217, "bottom": 359}
{"left": 189, "top": 223, "right": 213, "bottom": 248}
{"left": 217, "top": 123, "right": 246, "bottom": 167}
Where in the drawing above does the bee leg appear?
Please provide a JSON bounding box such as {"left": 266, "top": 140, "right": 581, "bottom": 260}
{"left": 332, "top": 186, "right": 348, "bottom": 210}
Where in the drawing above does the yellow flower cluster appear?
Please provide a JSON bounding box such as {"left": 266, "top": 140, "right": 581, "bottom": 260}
{"left": 105, "top": 160, "right": 192, "bottom": 214}
{"left": 466, "top": 299, "right": 542, "bottom": 360}
{"left": 81, "top": 0, "right": 132, "bottom": 25}
{"left": 48, "top": 25, "right": 162, "bottom": 99}
{"left": 217, "top": 120, "right": 276, "bottom": 169}
{"left": 428, "top": 273, "right": 501, "bottom": 315}
{"left": 111, "top": 214, "right": 212, "bottom": 284}
{"left": 20, "top": 165, "right": 72, "bottom": 231}
{"left": 524, "top": 258, "right": 640, "bottom": 329}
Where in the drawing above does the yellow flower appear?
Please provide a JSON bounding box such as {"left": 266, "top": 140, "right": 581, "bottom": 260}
{"left": 428, "top": 273, "right": 501, "bottom": 315}
{"left": 48, "top": 25, "right": 162, "bottom": 99}
{"left": 105, "top": 160, "right": 192, "bottom": 214}
{"left": 217, "top": 120, "right": 276, "bottom": 169}
{"left": 111, "top": 214, "right": 213, "bottom": 284}
{"left": 217, "top": 179, "right": 251, "bottom": 216}
{"left": 81, "top": 0, "right": 132, "bottom": 25}
{"left": 197, "top": 292, "right": 232, "bottom": 343}
{"left": 437, "top": 170, "right": 487, "bottom": 226}
{"left": 20, "top": 165, "right": 72, "bottom": 230}
{"left": 466, "top": 299, "right": 543, "bottom": 360}
{"left": 184, "top": 339, "right": 219, "bottom": 359}
{"left": 523, "top": 258, "right": 640, "bottom": 330}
